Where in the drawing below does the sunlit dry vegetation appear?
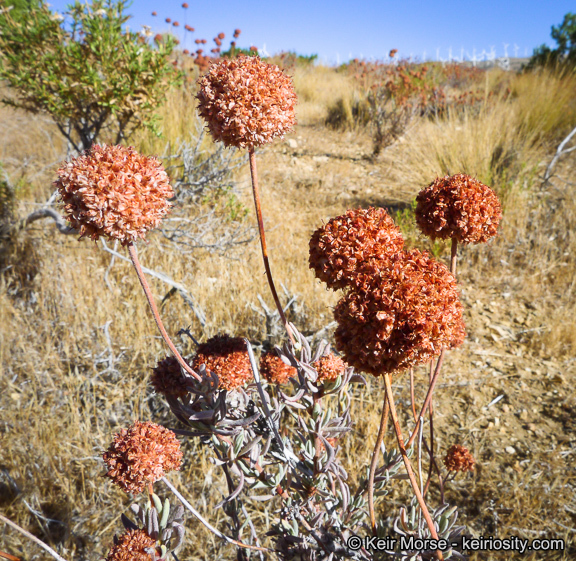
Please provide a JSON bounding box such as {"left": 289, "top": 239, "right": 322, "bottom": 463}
{"left": 1, "top": 7, "right": 576, "bottom": 558}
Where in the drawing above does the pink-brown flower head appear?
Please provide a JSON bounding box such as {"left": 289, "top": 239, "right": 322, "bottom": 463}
{"left": 309, "top": 207, "right": 404, "bottom": 290}
{"left": 444, "top": 444, "right": 475, "bottom": 472}
{"left": 415, "top": 174, "right": 502, "bottom": 244}
{"left": 259, "top": 351, "right": 297, "bottom": 385}
{"left": 192, "top": 334, "right": 253, "bottom": 391}
{"left": 106, "top": 529, "right": 157, "bottom": 561}
{"left": 312, "top": 353, "right": 347, "bottom": 383}
{"left": 334, "top": 249, "right": 465, "bottom": 376}
{"left": 151, "top": 356, "right": 189, "bottom": 399}
{"left": 55, "top": 145, "right": 173, "bottom": 245}
{"left": 196, "top": 55, "right": 297, "bottom": 149}
{"left": 103, "top": 421, "right": 182, "bottom": 494}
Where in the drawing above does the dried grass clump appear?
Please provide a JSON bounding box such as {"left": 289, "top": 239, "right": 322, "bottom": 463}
{"left": 55, "top": 144, "right": 173, "bottom": 244}
{"left": 334, "top": 250, "right": 465, "bottom": 375}
{"left": 309, "top": 207, "right": 404, "bottom": 290}
{"left": 192, "top": 334, "right": 253, "bottom": 390}
{"left": 415, "top": 174, "right": 502, "bottom": 244}
{"left": 151, "top": 356, "right": 189, "bottom": 399}
{"left": 103, "top": 421, "right": 183, "bottom": 494}
{"left": 105, "top": 529, "right": 157, "bottom": 561}
{"left": 259, "top": 351, "right": 297, "bottom": 385}
{"left": 196, "top": 55, "right": 297, "bottom": 148}
{"left": 444, "top": 444, "right": 475, "bottom": 472}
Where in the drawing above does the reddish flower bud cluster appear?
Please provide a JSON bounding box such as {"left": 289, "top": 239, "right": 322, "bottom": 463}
{"left": 444, "top": 444, "right": 475, "bottom": 472}
{"left": 234, "top": 29, "right": 241, "bottom": 38}
{"left": 103, "top": 421, "right": 182, "bottom": 494}
{"left": 197, "top": 55, "right": 296, "bottom": 149}
{"left": 309, "top": 207, "right": 404, "bottom": 290}
{"left": 193, "top": 334, "right": 253, "bottom": 390}
{"left": 184, "top": 24, "right": 194, "bottom": 32}
{"left": 173, "top": 21, "right": 179, "bottom": 27}
{"left": 151, "top": 356, "right": 189, "bottom": 399}
{"left": 55, "top": 145, "right": 173, "bottom": 245}
{"left": 106, "top": 529, "right": 157, "bottom": 561}
{"left": 312, "top": 353, "right": 347, "bottom": 382}
{"left": 415, "top": 174, "right": 502, "bottom": 244}
{"left": 260, "top": 351, "right": 297, "bottom": 385}
{"left": 334, "top": 249, "right": 465, "bottom": 375}
{"left": 165, "top": 17, "right": 171, "bottom": 23}
{"left": 182, "top": 2, "right": 189, "bottom": 7}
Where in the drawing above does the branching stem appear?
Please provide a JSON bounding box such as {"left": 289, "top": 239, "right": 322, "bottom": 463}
{"left": 128, "top": 243, "right": 201, "bottom": 381}
{"left": 248, "top": 148, "right": 295, "bottom": 346}
{"left": 383, "top": 374, "right": 443, "bottom": 560}
{"left": 368, "top": 394, "right": 389, "bottom": 533}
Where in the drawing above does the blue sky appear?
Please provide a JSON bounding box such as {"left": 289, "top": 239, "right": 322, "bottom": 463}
{"left": 47, "top": 0, "right": 575, "bottom": 64}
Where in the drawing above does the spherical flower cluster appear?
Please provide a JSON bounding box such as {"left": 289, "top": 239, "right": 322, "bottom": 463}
{"left": 312, "top": 353, "right": 347, "bottom": 382}
{"left": 334, "top": 249, "right": 465, "bottom": 376}
{"left": 103, "top": 421, "right": 182, "bottom": 494}
{"left": 309, "top": 207, "right": 404, "bottom": 290}
{"left": 196, "top": 55, "right": 297, "bottom": 149}
{"left": 193, "top": 334, "right": 253, "bottom": 391}
{"left": 444, "top": 444, "right": 475, "bottom": 472}
{"left": 259, "top": 351, "right": 297, "bottom": 385}
{"left": 415, "top": 174, "right": 502, "bottom": 244}
{"left": 106, "top": 529, "right": 157, "bottom": 561}
{"left": 151, "top": 356, "right": 189, "bottom": 399}
{"left": 55, "top": 145, "right": 173, "bottom": 245}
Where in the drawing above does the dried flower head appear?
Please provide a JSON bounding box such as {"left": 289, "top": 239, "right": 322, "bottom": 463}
{"left": 415, "top": 174, "right": 502, "bottom": 244}
{"left": 151, "top": 356, "right": 189, "bottom": 399}
{"left": 260, "top": 351, "right": 297, "bottom": 385}
{"left": 55, "top": 145, "right": 173, "bottom": 245}
{"left": 196, "top": 55, "right": 297, "bottom": 149}
{"left": 309, "top": 207, "right": 404, "bottom": 290}
{"left": 103, "top": 421, "right": 182, "bottom": 494}
{"left": 334, "top": 249, "right": 465, "bottom": 376}
{"left": 312, "top": 353, "right": 347, "bottom": 383}
{"left": 444, "top": 444, "right": 475, "bottom": 472}
{"left": 106, "top": 529, "right": 157, "bottom": 561}
{"left": 193, "top": 334, "right": 253, "bottom": 391}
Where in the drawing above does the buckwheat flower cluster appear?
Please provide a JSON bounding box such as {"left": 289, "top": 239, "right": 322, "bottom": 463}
{"left": 103, "top": 421, "right": 182, "bottom": 494}
{"left": 312, "top": 353, "right": 347, "bottom": 382}
{"left": 309, "top": 207, "right": 404, "bottom": 290}
{"left": 193, "top": 334, "right": 253, "bottom": 391}
{"left": 55, "top": 145, "right": 173, "bottom": 245}
{"left": 260, "top": 351, "right": 297, "bottom": 385}
{"left": 196, "top": 55, "right": 297, "bottom": 149}
{"left": 151, "top": 356, "right": 189, "bottom": 399}
{"left": 106, "top": 529, "right": 157, "bottom": 561}
{"left": 415, "top": 174, "right": 502, "bottom": 244}
{"left": 334, "top": 250, "right": 465, "bottom": 375}
{"left": 444, "top": 444, "right": 475, "bottom": 472}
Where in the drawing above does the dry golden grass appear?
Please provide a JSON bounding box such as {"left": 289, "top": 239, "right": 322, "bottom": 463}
{"left": 1, "top": 63, "right": 576, "bottom": 560}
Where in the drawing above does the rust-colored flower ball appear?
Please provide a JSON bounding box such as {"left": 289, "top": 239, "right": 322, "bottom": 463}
{"left": 196, "top": 55, "right": 297, "bottom": 149}
{"left": 415, "top": 174, "right": 502, "bottom": 244}
{"left": 260, "top": 351, "right": 297, "bottom": 385}
{"left": 193, "top": 334, "right": 253, "bottom": 390}
{"left": 55, "top": 145, "right": 173, "bottom": 245}
{"left": 309, "top": 207, "right": 404, "bottom": 290}
{"left": 151, "top": 11, "right": 157, "bottom": 16}
{"left": 103, "top": 421, "right": 182, "bottom": 494}
{"left": 165, "top": 17, "right": 171, "bottom": 23}
{"left": 173, "top": 21, "right": 179, "bottom": 27}
{"left": 106, "top": 529, "right": 157, "bottom": 561}
{"left": 334, "top": 249, "right": 465, "bottom": 376}
{"left": 182, "top": 2, "right": 189, "bottom": 7}
{"left": 151, "top": 356, "right": 189, "bottom": 399}
{"left": 312, "top": 353, "right": 347, "bottom": 383}
{"left": 444, "top": 444, "right": 475, "bottom": 472}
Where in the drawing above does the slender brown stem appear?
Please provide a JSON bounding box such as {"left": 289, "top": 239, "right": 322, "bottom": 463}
{"left": 406, "top": 349, "right": 445, "bottom": 450}
{"left": 128, "top": 243, "right": 201, "bottom": 381}
{"left": 383, "top": 375, "right": 443, "bottom": 560}
{"left": 0, "top": 551, "right": 21, "bottom": 561}
{"left": 424, "top": 361, "right": 436, "bottom": 497}
{"left": 450, "top": 238, "right": 458, "bottom": 276}
{"left": 409, "top": 368, "right": 417, "bottom": 420}
{"left": 0, "top": 513, "right": 69, "bottom": 561}
{"left": 368, "top": 393, "right": 390, "bottom": 533}
{"left": 248, "top": 148, "right": 296, "bottom": 346}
